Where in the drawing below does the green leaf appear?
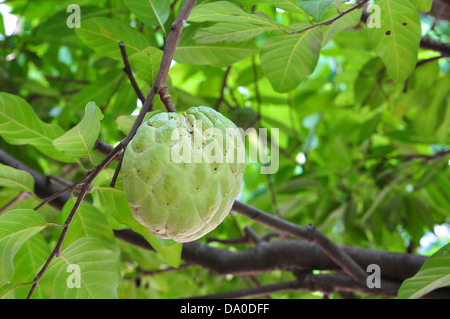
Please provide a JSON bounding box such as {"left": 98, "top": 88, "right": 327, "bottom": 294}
{"left": 123, "top": 0, "right": 170, "bottom": 32}
{"left": 0, "top": 163, "right": 35, "bottom": 195}
{"left": 298, "top": 0, "right": 335, "bottom": 21}
{"left": 174, "top": 25, "right": 258, "bottom": 67}
{"left": 367, "top": 0, "right": 422, "bottom": 83}
{"left": 189, "top": 1, "right": 286, "bottom": 28}
{"left": 0, "top": 93, "right": 73, "bottom": 162}
{"left": 116, "top": 115, "right": 135, "bottom": 136}
{"left": 253, "top": 0, "right": 311, "bottom": 16}
{"left": 261, "top": 26, "right": 322, "bottom": 93}
{"left": 410, "top": 0, "right": 432, "bottom": 12}
{"left": 94, "top": 180, "right": 182, "bottom": 267}
{"left": 0, "top": 209, "right": 48, "bottom": 286}
{"left": 0, "top": 13, "right": 5, "bottom": 37}
{"left": 10, "top": 234, "right": 50, "bottom": 299}
{"left": 53, "top": 102, "right": 103, "bottom": 162}
{"left": 320, "top": 3, "right": 362, "bottom": 45}
{"left": 60, "top": 198, "right": 116, "bottom": 250}
{"left": 37, "top": 238, "right": 121, "bottom": 299}
{"left": 193, "top": 21, "right": 279, "bottom": 43}
{"left": 129, "top": 46, "right": 163, "bottom": 88}
{"left": 398, "top": 243, "right": 450, "bottom": 299}
{"left": 75, "top": 17, "right": 150, "bottom": 61}
{"left": 71, "top": 72, "right": 123, "bottom": 110}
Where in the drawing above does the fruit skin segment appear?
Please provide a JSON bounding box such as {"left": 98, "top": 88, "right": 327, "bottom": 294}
{"left": 122, "top": 106, "right": 246, "bottom": 243}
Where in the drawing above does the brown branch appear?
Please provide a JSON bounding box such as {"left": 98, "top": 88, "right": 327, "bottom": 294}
{"left": 122, "top": 0, "right": 197, "bottom": 145}
{"left": 291, "top": 0, "right": 368, "bottom": 34}
{"left": 0, "top": 191, "right": 29, "bottom": 216}
{"left": 94, "top": 139, "right": 122, "bottom": 160}
{"left": 118, "top": 41, "right": 146, "bottom": 104}
{"left": 232, "top": 200, "right": 368, "bottom": 285}
{"left": 157, "top": 86, "right": 177, "bottom": 113}
{"left": 189, "top": 274, "right": 400, "bottom": 299}
{"left": 33, "top": 173, "right": 90, "bottom": 210}
{"left": 0, "top": 149, "right": 71, "bottom": 210}
{"left": 215, "top": 66, "right": 231, "bottom": 111}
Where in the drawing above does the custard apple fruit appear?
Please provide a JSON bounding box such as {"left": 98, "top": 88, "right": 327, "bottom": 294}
{"left": 122, "top": 106, "right": 246, "bottom": 243}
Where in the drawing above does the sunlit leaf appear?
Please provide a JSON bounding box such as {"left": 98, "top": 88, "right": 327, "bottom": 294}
{"left": 37, "top": 238, "right": 121, "bottom": 299}
{"left": 0, "top": 164, "right": 34, "bottom": 195}
{"left": 298, "top": 0, "right": 335, "bottom": 21}
{"left": 0, "top": 209, "right": 48, "bottom": 286}
{"left": 0, "top": 93, "right": 72, "bottom": 162}
{"left": 123, "top": 0, "right": 170, "bottom": 32}
{"left": 53, "top": 102, "right": 104, "bottom": 161}
{"left": 93, "top": 179, "right": 183, "bottom": 268}
{"left": 398, "top": 243, "right": 450, "bottom": 299}
{"left": 75, "top": 17, "right": 150, "bottom": 60}
{"left": 367, "top": 0, "right": 422, "bottom": 83}
{"left": 261, "top": 25, "right": 322, "bottom": 92}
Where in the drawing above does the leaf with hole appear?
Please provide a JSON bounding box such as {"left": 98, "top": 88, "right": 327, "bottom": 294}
{"left": 367, "top": 0, "right": 422, "bottom": 83}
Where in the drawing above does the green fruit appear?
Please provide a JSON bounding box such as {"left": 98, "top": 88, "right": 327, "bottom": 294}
{"left": 122, "top": 106, "right": 246, "bottom": 243}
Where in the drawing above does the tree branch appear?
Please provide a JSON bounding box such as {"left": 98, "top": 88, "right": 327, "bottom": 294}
{"left": 189, "top": 274, "right": 400, "bottom": 299}
{"left": 119, "top": 41, "right": 146, "bottom": 104}
{"left": 215, "top": 66, "right": 231, "bottom": 111}
{"left": 291, "top": 0, "right": 369, "bottom": 34}
{"left": 121, "top": 0, "right": 197, "bottom": 146}
{"left": 232, "top": 201, "right": 368, "bottom": 285}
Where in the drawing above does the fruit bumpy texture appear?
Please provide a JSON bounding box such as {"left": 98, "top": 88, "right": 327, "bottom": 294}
{"left": 122, "top": 106, "right": 246, "bottom": 243}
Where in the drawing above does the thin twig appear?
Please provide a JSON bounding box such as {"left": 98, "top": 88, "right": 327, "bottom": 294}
{"left": 0, "top": 191, "right": 29, "bottom": 216}
{"left": 267, "top": 174, "right": 280, "bottom": 217}
{"left": 291, "top": 0, "right": 369, "bottom": 34}
{"left": 119, "top": 42, "right": 146, "bottom": 104}
{"left": 44, "top": 75, "right": 90, "bottom": 85}
{"left": 215, "top": 66, "right": 231, "bottom": 111}
{"left": 110, "top": 146, "right": 125, "bottom": 188}
{"left": 33, "top": 173, "right": 90, "bottom": 211}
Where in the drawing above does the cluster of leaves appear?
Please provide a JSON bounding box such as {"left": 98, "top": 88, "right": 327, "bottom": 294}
{"left": 0, "top": 0, "right": 449, "bottom": 299}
